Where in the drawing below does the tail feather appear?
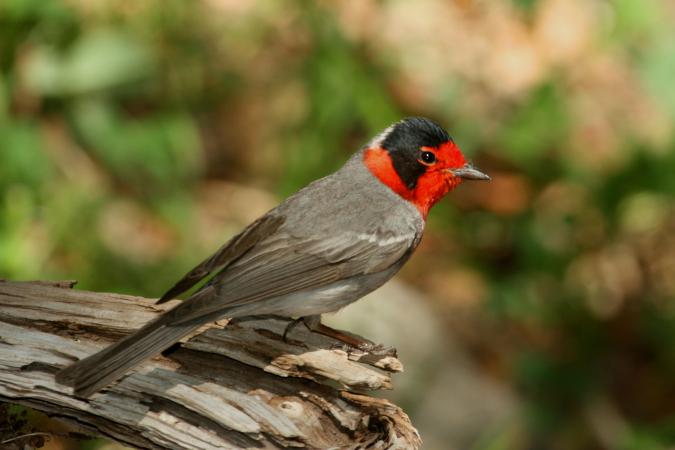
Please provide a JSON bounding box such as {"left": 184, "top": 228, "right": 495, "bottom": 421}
{"left": 55, "top": 318, "right": 198, "bottom": 397}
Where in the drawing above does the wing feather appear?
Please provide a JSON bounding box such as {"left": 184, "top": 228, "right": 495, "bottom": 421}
{"left": 166, "top": 230, "right": 414, "bottom": 325}
{"left": 157, "top": 214, "right": 285, "bottom": 303}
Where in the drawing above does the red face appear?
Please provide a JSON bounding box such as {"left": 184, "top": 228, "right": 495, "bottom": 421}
{"left": 362, "top": 118, "right": 489, "bottom": 218}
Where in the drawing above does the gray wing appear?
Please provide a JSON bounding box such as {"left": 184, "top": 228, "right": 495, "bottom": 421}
{"left": 57, "top": 225, "right": 416, "bottom": 397}
{"left": 157, "top": 214, "right": 285, "bottom": 303}
{"left": 166, "top": 229, "right": 416, "bottom": 326}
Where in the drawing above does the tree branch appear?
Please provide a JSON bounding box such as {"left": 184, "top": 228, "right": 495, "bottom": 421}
{"left": 0, "top": 280, "right": 420, "bottom": 449}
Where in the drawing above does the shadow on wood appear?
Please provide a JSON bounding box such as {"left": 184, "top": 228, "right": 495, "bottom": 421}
{"left": 0, "top": 280, "right": 420, "bottom": 449}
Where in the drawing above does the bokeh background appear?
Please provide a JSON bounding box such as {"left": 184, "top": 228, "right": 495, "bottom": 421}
{"left": 2, "top": 0, "right": 675, "bottom": 449}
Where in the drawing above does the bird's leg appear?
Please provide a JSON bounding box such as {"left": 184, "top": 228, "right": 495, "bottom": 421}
{"left": 282, "top": 317, "right": 305, "bottom": 343}
{"left": 300, "top": 315, "right": 376, "bottom": 351}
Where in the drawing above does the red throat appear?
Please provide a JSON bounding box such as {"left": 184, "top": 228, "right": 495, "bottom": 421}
{"left": 363, "top": 146, "right": 463, "bottom": 218}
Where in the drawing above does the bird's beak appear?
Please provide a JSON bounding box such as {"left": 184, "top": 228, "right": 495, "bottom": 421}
{"left": 450, "top": 163, "right": 491, "bottom": 181}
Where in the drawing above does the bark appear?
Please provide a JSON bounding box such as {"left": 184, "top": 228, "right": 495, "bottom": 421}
{"left": 0, "top": 280, "right": 420, "bottom": 449}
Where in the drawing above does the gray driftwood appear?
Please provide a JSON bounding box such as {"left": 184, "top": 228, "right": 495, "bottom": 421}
{"left": 0, "top": 280, "right": 420, "bottom": 449}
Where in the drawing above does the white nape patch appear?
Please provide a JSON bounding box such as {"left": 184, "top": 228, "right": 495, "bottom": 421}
{"left": 354, "top": 232, "right": 413, "bottom": 246}
{"left": 366, "top": 124, "right": 395, "bottom": 149}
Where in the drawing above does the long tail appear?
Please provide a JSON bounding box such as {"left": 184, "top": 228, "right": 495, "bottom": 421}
{"left": 55, "top": 318, "right": 198, "bottom": 397}
{"left": 55, "top": 291, "right": 216, "bottom": 397}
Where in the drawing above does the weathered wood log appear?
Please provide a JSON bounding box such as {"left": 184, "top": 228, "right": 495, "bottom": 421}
{"left": 0, "top": 280, "right": 420, "bottom": 449}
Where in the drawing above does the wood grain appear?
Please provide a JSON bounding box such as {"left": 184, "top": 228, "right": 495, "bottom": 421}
{"left": 0, "top": 281, "right": 420, "bottom": 449}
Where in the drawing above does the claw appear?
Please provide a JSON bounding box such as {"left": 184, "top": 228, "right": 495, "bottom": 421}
{"left": 289, "top": 315, "right": 392, "bottom": 356}
{"left": 282, "top": 317, "right": 306, "bottom": 343}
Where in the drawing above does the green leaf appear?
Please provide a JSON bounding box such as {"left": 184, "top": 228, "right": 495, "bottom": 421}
{"left": 24, "top": 28, "right": 154, "bottom": 96}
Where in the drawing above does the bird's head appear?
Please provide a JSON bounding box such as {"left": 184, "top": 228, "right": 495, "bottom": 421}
{"left": 363, "top": 117, "right": 490, "bottom": 218}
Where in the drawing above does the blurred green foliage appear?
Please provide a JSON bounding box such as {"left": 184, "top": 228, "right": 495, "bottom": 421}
{"left": 1, "top": 0, "right": 675, "bottom": 449}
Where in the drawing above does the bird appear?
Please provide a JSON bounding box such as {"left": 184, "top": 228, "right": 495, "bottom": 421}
{"left": 55, "top": 117, "right": 490, "bottom": 397}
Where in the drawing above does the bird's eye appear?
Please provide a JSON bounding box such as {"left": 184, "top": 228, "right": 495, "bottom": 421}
{"left": 419, "top": 151, "right": 436, "bottom": 165}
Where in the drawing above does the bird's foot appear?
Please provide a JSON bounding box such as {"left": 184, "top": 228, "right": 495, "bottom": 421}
{"left": 290, "top": 315, "right": 395, "bottom": 357}
{"left": 330, "top": 341, "right": 397, "bottom": 357}
{"left": 282, "top": 317, "right": 307, "bottom": 345}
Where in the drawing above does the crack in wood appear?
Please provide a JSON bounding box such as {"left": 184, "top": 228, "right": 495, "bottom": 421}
{"left": 0, "top": 281, "right": 421, "bottom": 449}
